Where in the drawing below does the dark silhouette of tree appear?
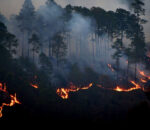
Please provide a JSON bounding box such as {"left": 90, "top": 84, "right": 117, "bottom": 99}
{"left": 16, "top": 0, "right": 35, "bottom": 57}
{"left": 130, "top": 0, "right": 146, "bottom": 80}
{"left": 52, "top": 33, "right": 67, "bottom": 67}
{"left": 0, "top": 12, "right": 7, "bottom": 24}
{"left": 131, "top": 0, "right": 145, "bottom": 17}
{"left": 0, "top": 22, "right": 18, "bottom": 55}
{"left": 112, "top": 38, "right": 124, "bottom": 83}
{"left": 29, "top": 34, "right": 41, "bottom": 61}
{"left": 39, "top": 53, "right": 52, "bottom": 75}
{"left": 68, "top": 63, "right": 84, "bottom": 86}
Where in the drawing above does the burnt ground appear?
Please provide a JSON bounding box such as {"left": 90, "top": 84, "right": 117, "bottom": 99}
{"left": 0, "top": 86, "right": 150, "bottom": 128}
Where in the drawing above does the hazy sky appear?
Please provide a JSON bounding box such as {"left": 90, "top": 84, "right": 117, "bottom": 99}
{"left": 0, "top": 0, "right": 150, "bottom": 41}
{"left": 0, "top": 0, "right": 128, "bottom": 17}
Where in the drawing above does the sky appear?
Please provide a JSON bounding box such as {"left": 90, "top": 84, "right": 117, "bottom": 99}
{"left": 0, "top": 0, "right": 128, "bottom": 17}
{"left": 0, "top": 0, "right": 150, "bottom": 41}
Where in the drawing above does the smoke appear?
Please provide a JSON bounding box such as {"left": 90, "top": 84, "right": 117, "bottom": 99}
{"left": 67, "top": 13, "right": 95, "bottom": 61}
{"left": 36, "top": 2, "right": 64, "bottom": 40}
{"left": 68, "top": 13, "right": 94, "bottom": 37}
{"left": 2, "top": 0, "right": 147, "bottom": 87}
{"left": 35, "top": 2, "right": 131, "bottom": 82}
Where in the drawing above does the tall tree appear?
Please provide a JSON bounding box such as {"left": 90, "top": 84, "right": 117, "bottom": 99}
{"left": 131, "top": 0, "right": 145, "bottom": 17}
{"left": 112, "top": 38, "right": 124, "bottom": 83}
{"left": 52, "top": 33, "right": 67, "bottom": 67}
{"left": 39, "top": 53, "right": 52, "bottom": 75}
{"left": 0, "top": 12, "right": 7, "bottom": 24}
{"left": 29, "top": 34, "right": 41, "bottom": 61}
{"left": 17, "top": 0, "right": 35, "bottom": 57}
{"left": 130, "top": 0, "right": 146, "bottom": 80}
{"left": 0, "top": 22, "right": 18, "bottom": 55}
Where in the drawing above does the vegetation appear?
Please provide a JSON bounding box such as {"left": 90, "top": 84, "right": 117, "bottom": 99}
{"left": 0, "top": 0, "right": 150, "bottom": 125}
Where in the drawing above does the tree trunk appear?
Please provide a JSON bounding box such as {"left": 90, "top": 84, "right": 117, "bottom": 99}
{"left": 48, "top": 39, "right": 51, "bottom": 57}
{"left": 126, "top": 57, "right": 130, "bottom": 86}
{"left": 33, "top": 51, "right": 35, "bottom": 62}
{"left": 135, "top": 62, "right": 137, "bottom": 81}
{"left": 27, "top": 31, "right": 30, "bottom": 58}
{"left": 22, "top": 31, "right": 25, "bottom": 57}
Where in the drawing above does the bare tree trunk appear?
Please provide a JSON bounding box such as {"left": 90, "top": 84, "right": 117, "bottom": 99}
{"left": 33, "top": 51, "right": 35, "bottom": 62}
{"left": 135, "top": 62, "right": 137, "bottom": 81}
{"left": 22, "top": 31, "right": 25, "bottom": 57}
{"left": 126, "top": 57, "right": 130, "bottom": 87}
{"left": 48, "top": 39, "right": 51, "bottom": 57}
{"left": 116, "top": 58, "right": 119, "bottom": 84}
{"left": 27, "top": 31, "right": 30, "bottom": 58}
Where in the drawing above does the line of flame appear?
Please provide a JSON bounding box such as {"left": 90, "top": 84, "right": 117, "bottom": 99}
{"left": 0, "top": 83, "right": 21, "bottom": 118}
{"left": 56, "top": 83, "right": 93, "bottom": 99}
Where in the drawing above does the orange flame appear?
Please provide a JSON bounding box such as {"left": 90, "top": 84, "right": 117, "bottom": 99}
{"left": 56, "top": 83, "right": 93, "bottom": 99}
{"left": 140, "top": 78, "right": 147, "bottom": 83}
{"left": 0, "top": 83, "right": 21, "bottom": 118}
{"left": 30, "top": 84, "right": 39, "bottom": 89}
{"left": 138, "top": 70, "right": 150, "bottom": 80}
{"left": 113, "top": 81, "right": 141, "bottom": 92}
{"left": 0, "top": 83, "right": 7, "bottom": 92}
{"left": 56, "top": 68, "right": 150, "bottom": 99}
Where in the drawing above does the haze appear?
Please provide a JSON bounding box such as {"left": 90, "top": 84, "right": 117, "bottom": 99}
{"left": 0, "top": 0, "right": 150, "bottom": 41}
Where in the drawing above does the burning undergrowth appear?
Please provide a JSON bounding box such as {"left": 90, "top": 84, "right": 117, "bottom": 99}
{"left": 0, "top": 0, "right": 150, "bottom": 125}
{"left": 0, "top": 60, "right": 150, "bottom": 123}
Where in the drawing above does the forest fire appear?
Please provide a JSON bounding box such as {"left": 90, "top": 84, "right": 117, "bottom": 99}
{"left": 0, "top": 0, "right": 150, "bottom": 123}
{"left": 56, "top": 83, "right": 93, "bottom": 99}
{"left": 0, "top": 83, "right": 21, "bottom": 118}
{"left": 56, "top": 67, "right": 150, "bottom": 99}
{"left": 97, "top": 81, "right": 142, "bottom": 92}
{"left": 56, "top": 80, "right": 144, "bottom": 99}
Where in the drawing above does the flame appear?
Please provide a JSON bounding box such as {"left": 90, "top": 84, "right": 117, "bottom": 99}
{"left": 56, "top": 68, "right": 150, "bottom": 99}
{"left": 113, "top": 81, "right": 141, "bottom": 92}
{"left": 56, "top": 83, "right": 93, "bottom": 99}
{"left": 30, "top": 84, "right": 39, "bottom": 89}
{"left": 113, "top": 86, "right": 126, "bottom": 92}
{"left": 140, "top": 78, "right": 147, "bottom": 83}
{"left": 97, "top": 81, "right": 142, "bottom": 92}
{"left": 57, "top": 80, "right": 144, "bottom": 99}
{"left": 0, "top": 83, "right": 21, "bottom": 118}
{"left": 108, "top": 64, "right": 115, "bottom": 72}
{"left": 138, "top": 70, "right": 150, "bottom": 80}
{"left": 0, "top": 83, "right": 7, "bottom": 92}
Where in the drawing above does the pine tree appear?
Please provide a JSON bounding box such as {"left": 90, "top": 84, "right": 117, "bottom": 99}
{"left": 0, "top": 22, "right": 18, "bottom": 55}
{"left": 17, "top": 0, "right": 35, "bottom": 57}
{"left": 29, "top": 34, "right": 41, "bottom": 61}
{"left": 130, "top": 0, "right": 146, "bottom": 81}
{"left": 52, "top": 33, "right": 67, "bottom": 67}
{"left": 0, "top": 12, "right": 7, "bottom": 24}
